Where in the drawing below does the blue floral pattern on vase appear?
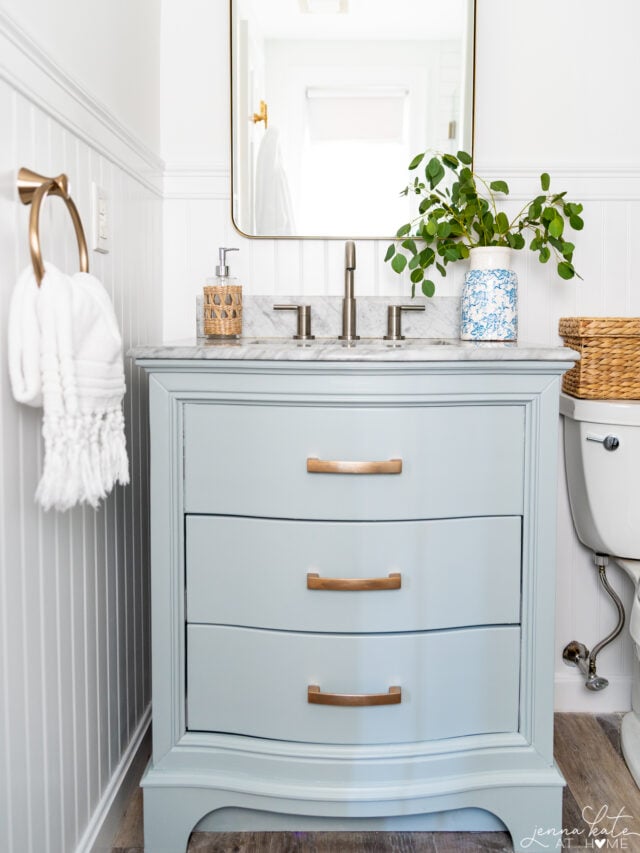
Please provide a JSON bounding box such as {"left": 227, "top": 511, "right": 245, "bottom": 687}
{"left": 460, "top": 268, "right": 518, "bottom": 341}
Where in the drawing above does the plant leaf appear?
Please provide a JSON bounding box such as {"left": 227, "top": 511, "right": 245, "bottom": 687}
{"left": 402, "top": 239, "right": 418, "bottom": 255}
{"left": 429, "top": 163, "right": 446, "bottom": 189}
{"left": 442, "top": 154, "right": 460, "bottom": 170}
{"left": 426, "top": 157, "right": 441, "bottom": 178}
{"left": 495, "top": 212, "right": 509, "bottom": 234}
{"left": 457, "top": 150, "right": 472, "bottom": 165}
{"left": 418, "top": 247, "right": 435, "bottom": 266}
{"left": 396, "top": 223, "right": 411, "bottom": 237}
{"left": 540, "top": 172, "right": 551, "bottom": 191}
{"left": 569, "top": 215, "right": 584, "bottom": 231}
{"left": 422, "top": 279, "right": 436, "bottom": 297}
{"left": 557, "top": 261, "right": 575, "bottom": 280}
{"left": 410, "top": 269, "right": 424, "bottom": 284}
{"left": 419, "top": 197, "right": 435, "bottom": 214}
{"left": 409, "top": 152, "right": 425, "bottom": 170}
{"left": 384, "top": 244, "right": 395, "bottom": 262}
{"left": 490, "top": 180, "right": 510, "bottom": 194}
{"left": 549, "top": 216, "right": 564, "bottom": 238}
{"left": 391, "top": 254, "right": 407, "bottom": 274}
{"left": 528, "top": 201, "right": 542, "bottom": 220}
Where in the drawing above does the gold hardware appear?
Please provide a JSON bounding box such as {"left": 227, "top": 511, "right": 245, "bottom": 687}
{"left": 18, "top": 167, "right": 89, "bottom": 287}
{"left": 307, "top": 572, "right": 401, "bottom": 591}
{"left": 251, "top": 100, "right": 268, "bottom": 129}
{"left": 307, "top": 685, "right": 401, "bottom": 707}
{"left": 307, "top": 458, "right": 402, "bottom": 475}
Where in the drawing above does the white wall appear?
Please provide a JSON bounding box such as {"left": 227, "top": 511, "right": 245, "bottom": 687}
{"left": 0, "top": 0, "right": 161, "bottom": 152}
{"left": 474, "top": 1, "right": 640, "bottom": 171}
{"left": 0, "top": 6, "right": 162, "bottom": 853}
{"left": 161, "top": 0, "right": 640, "bottom": 712}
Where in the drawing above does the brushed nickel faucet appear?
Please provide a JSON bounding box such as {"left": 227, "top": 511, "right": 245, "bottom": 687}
{"left": 339, "top": 240, "right": 359, "bottom": 341}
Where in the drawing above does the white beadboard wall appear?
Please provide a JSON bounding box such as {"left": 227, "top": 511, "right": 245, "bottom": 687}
{"left": 0, "top": 11, "right": 162, "bottom": 853}
{"left": 161, "top": 0, "right": 640, "bottom": 713}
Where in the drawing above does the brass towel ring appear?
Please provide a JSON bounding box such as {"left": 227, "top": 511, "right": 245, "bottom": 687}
{"left": 17, "top": 167, "right": 89, "bottom": 287}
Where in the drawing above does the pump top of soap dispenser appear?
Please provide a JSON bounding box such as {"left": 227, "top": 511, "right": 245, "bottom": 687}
{"left": 216, "top": 247, "right": 239, "bottom": 277}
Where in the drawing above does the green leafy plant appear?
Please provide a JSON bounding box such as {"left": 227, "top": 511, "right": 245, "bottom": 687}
{"left": 385, "top": 150, "right": 584, "bottom": 297}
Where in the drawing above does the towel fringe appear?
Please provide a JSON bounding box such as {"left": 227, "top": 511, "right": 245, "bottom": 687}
{"left": 36, "top": 408, "right": 129, "bottom": 511}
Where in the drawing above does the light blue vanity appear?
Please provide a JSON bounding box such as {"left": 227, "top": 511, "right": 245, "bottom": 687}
{"left": 134, "top": 337, "right": 576, "bottom": 853}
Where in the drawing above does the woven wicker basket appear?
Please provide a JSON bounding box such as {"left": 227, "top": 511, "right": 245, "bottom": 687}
{"left": 559, "top": 316, "right": 640, "bottom": 399}
{"left": 203, "top": 284, "right": 242, "bottom": 337}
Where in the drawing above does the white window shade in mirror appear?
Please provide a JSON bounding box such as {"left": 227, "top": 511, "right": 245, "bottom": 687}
{"left": 230, "top": 0, "right": 476, "bottom": 239}
{"left": 305, "top": 87, "right": 408, "bottom": 141}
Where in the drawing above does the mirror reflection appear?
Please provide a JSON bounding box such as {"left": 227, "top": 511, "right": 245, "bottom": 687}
{"left": 231, "top": 0, "right": 476, "bottom": 239}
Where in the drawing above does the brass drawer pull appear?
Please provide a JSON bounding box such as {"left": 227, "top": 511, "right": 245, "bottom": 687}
{"left": 307, "top": 685, "right": 401, "bottom": 707}
{"left": 307, "top": 572, "right": 401, "bottom": 591}
{"left": 306, "top": 458, "right": 402, "bottom": 475}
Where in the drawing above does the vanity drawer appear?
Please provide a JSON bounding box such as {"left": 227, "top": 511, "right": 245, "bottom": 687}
{"left": 186, "top": 515, "right": 522, "bottom": 632}
{"left": 183, "top": 403, "right": 524, "bottom": 519}
{"left": 186, "top": 624, "right": 521, "bottom": 744}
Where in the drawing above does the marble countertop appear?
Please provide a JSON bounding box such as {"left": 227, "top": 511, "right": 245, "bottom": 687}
{"left": 131, "top": 337, "right": 579, "bottom": 363}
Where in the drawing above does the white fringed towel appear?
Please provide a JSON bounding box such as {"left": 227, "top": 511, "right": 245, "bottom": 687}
{"left": 8, "top": 263, "right": 129, "bottom": 511}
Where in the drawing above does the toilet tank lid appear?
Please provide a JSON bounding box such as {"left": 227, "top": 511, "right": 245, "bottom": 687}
{"left": 560, "top": 392, "right": 640, "bottom": 425}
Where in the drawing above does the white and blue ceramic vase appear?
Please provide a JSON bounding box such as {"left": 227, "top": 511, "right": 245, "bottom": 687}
{"left": 460, "top": 247, "right": 518, "bottom": 341}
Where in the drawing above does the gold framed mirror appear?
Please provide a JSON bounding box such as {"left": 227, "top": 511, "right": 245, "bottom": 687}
{"left": 230, "top": 0, "right": 476, "bottom": 240}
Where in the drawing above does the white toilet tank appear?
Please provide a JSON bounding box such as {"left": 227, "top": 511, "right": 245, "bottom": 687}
{"left": 560, "top": 393, "right": 640, "bottom": 559}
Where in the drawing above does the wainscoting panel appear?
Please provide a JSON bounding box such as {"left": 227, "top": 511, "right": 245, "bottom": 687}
{"left": 0, "top": 33, "right": 162, "bottom": 853}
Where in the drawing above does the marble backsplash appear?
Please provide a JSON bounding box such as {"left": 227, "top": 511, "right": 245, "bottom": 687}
{"left": 196, "top": 295, "right": 461, "bottom": 340}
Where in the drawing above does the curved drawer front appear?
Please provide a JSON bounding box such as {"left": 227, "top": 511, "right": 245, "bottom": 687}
{"left": 186, "top": 515, "right": 522, "bottom": 632}
{"left": 186, "top": 625, "right": 521, "bottom": 744}
{"left": 183, "top": 403, "right": 524, "bottom": 520}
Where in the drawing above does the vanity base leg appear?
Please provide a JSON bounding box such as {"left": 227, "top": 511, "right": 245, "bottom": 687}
{"left": 489, "top": 785, "right": 564, "bottom": 853}
{"left": 142, "top": 786, "right": 214, "bottom": 853}
{"left": 142, "top": 778, "right": 564, "bottom": 853}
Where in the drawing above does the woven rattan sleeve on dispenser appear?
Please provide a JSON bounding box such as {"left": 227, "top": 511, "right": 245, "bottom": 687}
{"left": 559, "top": 317, "right": 640, "bottom": 399}
{"left": 203, "top": 247, "right": 243, "bottom": 337}
{"left": 203, "top": 285, "right": 243, "bottom": 336}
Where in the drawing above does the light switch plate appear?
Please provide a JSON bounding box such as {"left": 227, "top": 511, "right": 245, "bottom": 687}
{"left": 92, "top": 183, "right": 110, "bottom": 253}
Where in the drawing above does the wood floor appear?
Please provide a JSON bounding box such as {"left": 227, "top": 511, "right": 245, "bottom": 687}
{"left": 112, "top": 713, "right": 640, "bottom": 852}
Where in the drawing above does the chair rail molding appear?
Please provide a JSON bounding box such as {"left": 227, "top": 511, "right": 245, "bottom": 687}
{"left": 0, "top": 7, "right": 164, "bottom": 196}
{"left": 163, "top": 163, "right": 230, "bottom": 200}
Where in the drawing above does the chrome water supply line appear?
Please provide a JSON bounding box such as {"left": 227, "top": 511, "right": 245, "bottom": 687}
{"left": 562, "top": 553, "right": 626, "bottom": 691}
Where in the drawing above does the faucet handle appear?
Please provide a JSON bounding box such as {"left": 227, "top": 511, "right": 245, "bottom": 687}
{"left": 273, "top": 304, "right": 315, "bottom": 340}
{"left": 383, "top": 304, "right": 426, "bottom": 341}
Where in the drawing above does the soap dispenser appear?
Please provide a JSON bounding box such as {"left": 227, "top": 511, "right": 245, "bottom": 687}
{"left": 203, "top": 247, "right": 243, "bottom": 338}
